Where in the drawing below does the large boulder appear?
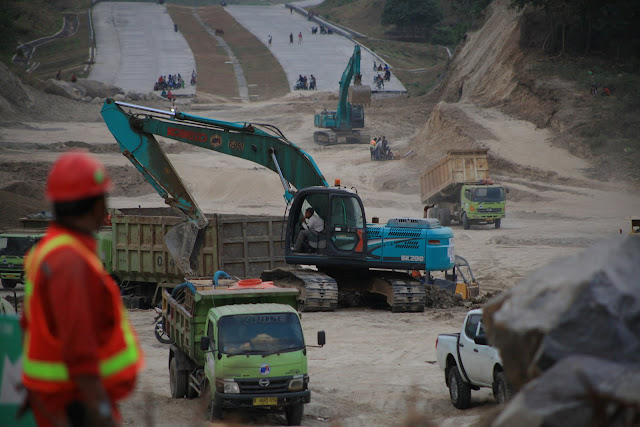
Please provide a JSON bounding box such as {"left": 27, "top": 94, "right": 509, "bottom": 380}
{"left": 44, "top": 79, "right": 86, "bottom": 101}
{"left": 75, "top": 78, "right": 124, "bottom": 98}
{"left": 484, "top": 235, "right": 640, "bottom": 425}
{"left": 493, "top": 355, "right": 640, "bottom": 427}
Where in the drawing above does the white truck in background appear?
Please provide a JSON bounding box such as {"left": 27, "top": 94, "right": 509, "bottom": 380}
{"left": 435, "top": 309, "right": 513, "bottom": 409}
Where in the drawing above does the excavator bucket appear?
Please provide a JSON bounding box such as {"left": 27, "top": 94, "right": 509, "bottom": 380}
{"left": 349, "top": 85, "right": 371, "bottom": 107}
{"left": 165, "top": 221, "right": 204, "bottom": 275}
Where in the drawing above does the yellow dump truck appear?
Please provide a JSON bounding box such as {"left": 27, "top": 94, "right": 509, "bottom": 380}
{"left": 420, "top": 149, "right": 508, "bottom": 230}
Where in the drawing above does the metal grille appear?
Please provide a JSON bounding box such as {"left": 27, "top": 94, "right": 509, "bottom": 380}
{"left": 393, "top": 240, "right": 420, "bottom": 249}
{"left": 236, "top": 377, "right": 290, "bottom": 394}
{"left": 366, "top": 228, "right": 382, "bottom": 238}
{"left": 477, "top": 208, "right": 502, "bottom": 213}
{"left": 387, "top": 229, "right": 423, "bottom": 238}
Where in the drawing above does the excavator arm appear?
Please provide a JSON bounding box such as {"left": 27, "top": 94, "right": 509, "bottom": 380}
{"left": 101, "top": 99, "right": 328, "bottom": 272}
{"left": 335, "top": 45, "right": 361, "bottom": 129}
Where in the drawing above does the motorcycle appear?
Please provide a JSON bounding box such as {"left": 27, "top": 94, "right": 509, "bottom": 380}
{"left": 153, "top": 306, "right": 172, "bottom": 344}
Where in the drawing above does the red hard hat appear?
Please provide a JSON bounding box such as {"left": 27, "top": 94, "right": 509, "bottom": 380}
{"left": 46, "top": 151, "right": 113, "bottom": 202}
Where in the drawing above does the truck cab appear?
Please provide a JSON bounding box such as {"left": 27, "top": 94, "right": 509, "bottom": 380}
{"left": 460, "top": 181, "right": 507, "bottom": 229}
{"left": 0, "top": 232, "right": 44, "bottom": 289}
{"left": 201, "top": 303, "right": 317, "bottom": 424}
{"left": 163, "top": 280, "right": 324, "bottom": 425}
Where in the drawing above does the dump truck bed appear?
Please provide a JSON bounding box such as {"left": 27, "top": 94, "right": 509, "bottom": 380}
{"left": 420, "top": 149, "right": 490, "bottom": 205}
{"left": 111, "top": 207, "right": 287, "bottom": 283}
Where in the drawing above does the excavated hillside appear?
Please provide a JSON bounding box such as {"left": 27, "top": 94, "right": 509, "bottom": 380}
{"left": 409, "top": 0, "right": 639, "bottom": 186}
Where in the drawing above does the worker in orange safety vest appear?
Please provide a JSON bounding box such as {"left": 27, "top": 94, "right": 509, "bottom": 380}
{"left": 20, "top": 151, "right": 143, "bottom": 427}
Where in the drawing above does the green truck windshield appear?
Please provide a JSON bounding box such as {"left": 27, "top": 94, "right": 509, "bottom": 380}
{"left": 471, "top": 187, "right": 505, "bottom": 203}
{"left": 218, "top": 313, "right": 304, "bottom": 356}
{"left": 0, "top": 237, "right": 36, "bottom": 257}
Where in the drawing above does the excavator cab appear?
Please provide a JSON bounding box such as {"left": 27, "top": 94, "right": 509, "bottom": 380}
{"left": 286, "top": 187, "right": 367, "bottom": 265}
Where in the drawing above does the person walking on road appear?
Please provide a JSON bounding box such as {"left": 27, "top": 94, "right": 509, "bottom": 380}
{"left": 268, "top": 35, "right": 272, "bottom": 46}
{"left": 298, "top": 32, "right": 303, "bottom": 44}
{"left": 20, "top": 151, "right": 143, "bottom": 427}
{"left": 289, "top": 33, "right": 294, "bottom": 44}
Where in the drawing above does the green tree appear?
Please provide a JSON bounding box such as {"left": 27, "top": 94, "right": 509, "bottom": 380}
{"left": 382, "top": 0, "right": 443, "bottom": 30}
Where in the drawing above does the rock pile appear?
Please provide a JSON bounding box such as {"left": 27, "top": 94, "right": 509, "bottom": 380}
{"left": 483, "top": 235, "right": 640, "bottom": 426}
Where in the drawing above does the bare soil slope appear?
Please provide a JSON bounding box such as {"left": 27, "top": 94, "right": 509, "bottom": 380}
{"left": 416, "top": 0, "right": 639, "bottom": 183}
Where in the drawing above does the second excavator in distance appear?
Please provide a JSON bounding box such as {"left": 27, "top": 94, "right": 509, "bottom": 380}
{"left": 101, "top": 98, "right": 457, "bottom": 312}
{"left": 313, "top": 45, "right": 371, "bottom": 146}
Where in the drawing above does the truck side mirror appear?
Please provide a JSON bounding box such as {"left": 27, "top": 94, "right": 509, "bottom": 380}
{"left": 200, "top": 336, "right": 210, "bottom": 351}
{"left": 474, "top": 335, "right": 487, "bottom": 346}
{"left": 317, "top": 331, "right": 326, "bottom": 346}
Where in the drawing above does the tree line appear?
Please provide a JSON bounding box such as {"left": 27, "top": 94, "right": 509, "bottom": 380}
{"left": 510, "top": 0, "right": 640, "bottom": 62}
{"left": 381, "top": 0, "right": 491, "bottom": 45}
{"left": 381, "top": 0, "right": 640, "bottom": 65}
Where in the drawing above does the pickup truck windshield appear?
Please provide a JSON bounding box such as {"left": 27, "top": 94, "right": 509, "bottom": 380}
{"left": 471, "top": 187, "right": 505, "bottom": 203}
{"left": 218, "top": 313, "right": 304, "bottom": 356}
{"left": 0, "top": 237, "right": 35, "bottom": 257}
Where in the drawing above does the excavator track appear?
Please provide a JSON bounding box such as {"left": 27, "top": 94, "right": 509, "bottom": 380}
{"left": 387, "top": 278, "right": 426, "bottom": 313}
{"left": 313, "top": 130, "right": 338, "bottom": 146}
{"left": 261, "top": 268, "right": 338, "bottom": 312}
{"left": 336, "top": 271, "right": 426, "bottom": 313}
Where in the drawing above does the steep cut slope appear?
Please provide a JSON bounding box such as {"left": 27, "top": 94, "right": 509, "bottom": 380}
{"left": 410, "top": 0, "right": 639, "bottom": 184}
{"left": 436, "top": 0, "right": 524, "bottom": 106}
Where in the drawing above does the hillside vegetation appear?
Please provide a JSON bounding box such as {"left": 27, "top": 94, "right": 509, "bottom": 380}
{"left": 306, "top": 0, "right": 493, "bottom": 95}
{"left": 309, "top": 0, "right": 639, "bottom": 182}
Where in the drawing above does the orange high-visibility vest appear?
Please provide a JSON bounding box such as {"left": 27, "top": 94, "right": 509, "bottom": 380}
{"left": 22, "top": 230, "right": 142, "bottom": 394}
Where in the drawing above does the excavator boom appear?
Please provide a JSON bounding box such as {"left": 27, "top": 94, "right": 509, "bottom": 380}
{"left": 101, "top": 99, "right": 328, "bottom": 272}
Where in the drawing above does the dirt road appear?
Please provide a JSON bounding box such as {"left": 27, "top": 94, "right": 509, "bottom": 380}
{"left": 121, "top": 307, "right": 495, "bottom": 427}
{"left": 2, "top": 91, "right": 639, "bottom": 425}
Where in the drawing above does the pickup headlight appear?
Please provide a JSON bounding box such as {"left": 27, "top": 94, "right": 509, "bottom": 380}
{"left": 215, "top": 378, "right": 240, "bottom": 394}
{"left": 288, "top": 375, "right": 304, "bottom": 391}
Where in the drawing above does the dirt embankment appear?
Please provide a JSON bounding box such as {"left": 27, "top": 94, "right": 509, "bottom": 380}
{"left": 409, "top": 0, "right": 639, "bottom": 185}
{"left": 0, "top": 151, "right": 153, "bottom": 229}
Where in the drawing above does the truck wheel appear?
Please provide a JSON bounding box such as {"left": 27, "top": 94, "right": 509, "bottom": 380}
{"left": 442, "top": 209, "right": 452, "bottom": 226}
{"left": 437, "top": 209, "right": 450, "bottom": 226}
{"left": 169, "top": 357, "right": 186, "bottom": 398}
{"left": 285, "top": 403, "right": 304, "bottom": 426}
{"left": 492, "top": 371, "right": 513, "bottom": 404}
{"left": 447, "top": 366, "right": 471, "bottom": 409}
{"left": 462, "top": 213, "right": 470, "bottom": 230}
{"left": 1, "top": 279, "right": 18, "bottom": 289}
{"left": 428, "top": 207, "right": 439, "bottom": 219}
{"left": 494, "top": 219, "right": 501, "bottom": 229}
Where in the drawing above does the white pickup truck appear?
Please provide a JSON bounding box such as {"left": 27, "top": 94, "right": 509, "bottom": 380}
{"left": 435, "top": 309, "right": 513, "bottom": 409}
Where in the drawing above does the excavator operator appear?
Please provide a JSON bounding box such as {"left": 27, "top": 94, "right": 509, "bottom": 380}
{"left": 20, "top": 151, "right": 143, "bottom": 427}
{"left": 294, "top": 207, "right": 324, "bottom": 252}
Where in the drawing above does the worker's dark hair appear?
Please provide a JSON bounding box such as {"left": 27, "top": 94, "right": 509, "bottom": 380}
{"left": 54, "top": 195, "right": 104, "bottom": 219}
{"left": 306, "top": 207, "right": 315, "bottom": 215}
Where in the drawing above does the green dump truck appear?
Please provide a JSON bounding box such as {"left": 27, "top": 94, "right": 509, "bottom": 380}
{"left": 420, "top": 149, "right": 508, "bottom": 230}
{"left": 0, "top": 231, "right": 44, "bottom": 289}
{"left": 162, "top": 279, "right": 324, "bottom": 425}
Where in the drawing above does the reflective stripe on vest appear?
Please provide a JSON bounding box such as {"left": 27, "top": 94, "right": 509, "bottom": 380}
{"left": 23, "top": 233, "right": 140, "bottom": 385}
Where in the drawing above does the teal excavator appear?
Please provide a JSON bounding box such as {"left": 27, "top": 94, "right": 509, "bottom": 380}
{"left": 313, "top": 45, "right": 371, "bottom": 145}
{"left": 101, "top": 99, "right": 459, "bottom": 312}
